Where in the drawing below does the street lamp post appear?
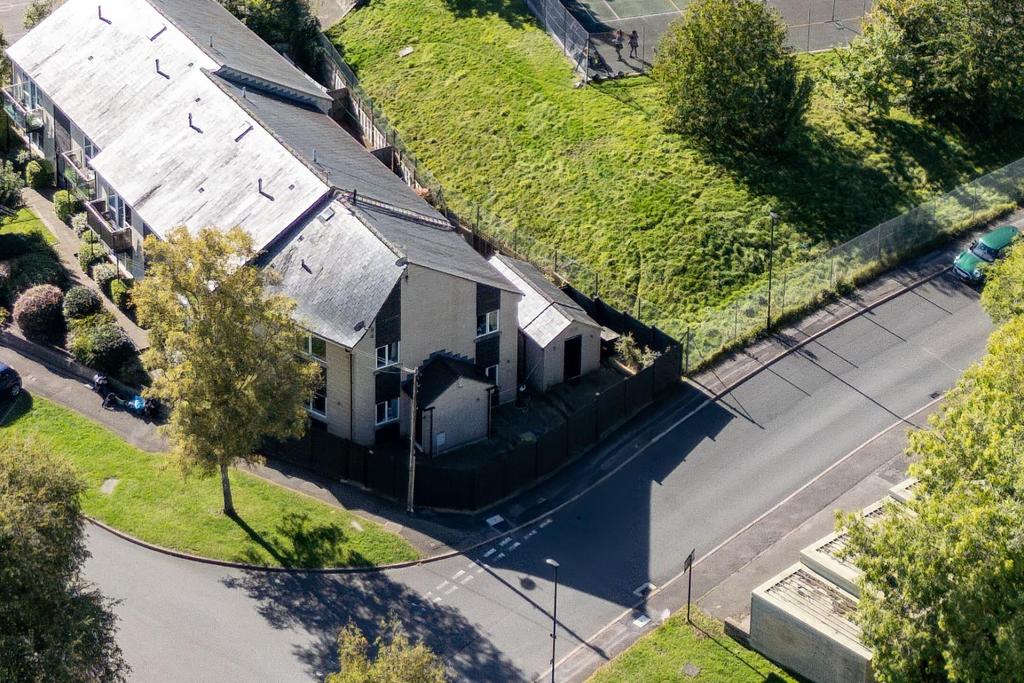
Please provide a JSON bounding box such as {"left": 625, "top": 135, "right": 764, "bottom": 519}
{"left": 546, "top": 558, "right": 560, "bottom": 683}
{"left": 767, "top": 211, "right": 780, "bottom": 331}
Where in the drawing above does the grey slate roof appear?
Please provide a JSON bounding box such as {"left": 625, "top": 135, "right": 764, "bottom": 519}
{"left": 410, "top": 353, "right": 492, "bottom": 407}
{"left": 147, "top": 0, "right": 330, "bottom": 108}
{"left": 489, "top": 255, "right": 599, "bottom": 348}
{"left": 218, "top": 80, "right": 519, "bottom": 295}
{"left": 263, "top": 199, "right": 403, "bottom": 348}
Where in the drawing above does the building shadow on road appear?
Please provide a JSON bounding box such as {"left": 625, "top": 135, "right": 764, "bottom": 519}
{"left": 221, "top": 569, "right": 524, "bottom": 681}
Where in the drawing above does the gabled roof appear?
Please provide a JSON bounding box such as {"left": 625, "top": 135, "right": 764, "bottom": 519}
{"left": 263, "top": 199, "right": 403, "bottom": 348}
{"left": 489, "top": 255, "right": 599, "bottom": 347}
{"left": 409, "top": 353, "right": 492, "bottom": 407}
{"left": 147, "top": 0, "right": 330, "bottom": 108}
{"left": 9, "top": 0, "right": 329, "bottom": 251}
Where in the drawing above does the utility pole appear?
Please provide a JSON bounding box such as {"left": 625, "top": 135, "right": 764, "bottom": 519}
{"left": 406, "top": 366, "right": 418, "bottom": 515}
{"left": 546, "top": 558, "right": 560, "bottom": 683}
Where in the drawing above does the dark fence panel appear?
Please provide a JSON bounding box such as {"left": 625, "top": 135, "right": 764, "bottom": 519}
{"left": 503, "top": 442, "right": 538, "bottom": 495}
{"left": 597, "top": 381, "right": 627, "bottom": 437}
{"left": 348, "top": 447, "right": 368, "bottom": 487}
{"left": 415, "top": 466, "right": 475, "bottom": 510}
{"left": 625, "top": 365, "right": 655, "bottom": 414}
{"left": 536, "top": 422, "right": 569, "bottom": 476}
{"left": 367, "top": 450, "right": 398, "bottom": 498}
{"left": 652, "top": 348, "right": 682, "bottom": 394}
{"left": 566, "top": 398, "right": 598, "bottom": 455}
{"left": 473, "top": 459, "right": 505, "bottom": 510}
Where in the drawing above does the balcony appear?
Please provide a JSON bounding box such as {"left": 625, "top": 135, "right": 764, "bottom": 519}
{"left": 85, "top": 198, "right": 132, "bottom": 254}
{"left": 1, "top": 83, "right": 44, "bottom": 136}
{"left": 61, "top": 147, "right": 95, "bottom": 200}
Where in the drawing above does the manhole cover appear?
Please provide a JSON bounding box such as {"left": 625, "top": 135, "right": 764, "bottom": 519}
{"left": 682, "top": 662, "right": 701, "bottom": 677}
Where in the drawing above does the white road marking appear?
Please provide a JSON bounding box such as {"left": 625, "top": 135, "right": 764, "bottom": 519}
{"left": 486, "top": 514, "right": 505, "bottom": 527}
{"left": 452, "top": 570, "right": 465, "bottom": 580}
{"left": 459, "top": 574, "right": 475, "bottom": 585}
{"left": 499, "top": 537, "right": 513, "bottom": 546}
{"left": 632, "top": 582, "right": 656, "bottom": 598}
{"left": 444, "top": 585, "right": 458, "bottom": 596}
{"left": 483, "top": 548, "right": 496, "bottom": 558}
{"left": 495, "top": 553, "right": 505, "bottom": 561}
{"left": 538, "top": 518, "right": 553, "bottom": 529}
{"left": 508, "top": 542, "right": 521, "bottom": 551}
{"left": 434, "top": 580, "right": 449, "bottom": 591}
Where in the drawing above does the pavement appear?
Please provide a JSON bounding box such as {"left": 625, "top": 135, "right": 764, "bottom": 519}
{"left": 0, "top": 0, "right": 29, "bottom": 44}
{"left": 61, "top": 268, "right": 990, "bottom": 682}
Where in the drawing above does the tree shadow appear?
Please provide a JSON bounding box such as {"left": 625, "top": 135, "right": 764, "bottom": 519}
{"left": 437, "top": 0, "right": 536, "bottom": 29}
{"left": 221, "top": 568, "right": 525, "bottom": 681}
{"left": 231, "top": 511, "right": 369, "bottom": 569}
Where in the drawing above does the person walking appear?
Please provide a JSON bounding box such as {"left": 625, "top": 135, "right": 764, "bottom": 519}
{"left": 613, "top": 29, "right": 624, "bottom": 60}
{"left": 628, "top": 30, "right": 639, "bottom": 59}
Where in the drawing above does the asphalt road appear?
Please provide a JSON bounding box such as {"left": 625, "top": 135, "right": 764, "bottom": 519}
{"left": 1, "top": 0, "right": 29, "bottom": 43}
{"left": 78, "top": 271, "right": 991, "bottom": 682}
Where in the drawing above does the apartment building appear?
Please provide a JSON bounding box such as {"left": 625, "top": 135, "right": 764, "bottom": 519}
{"left": 4, "top": 0, "right": 521, "bottom": 452}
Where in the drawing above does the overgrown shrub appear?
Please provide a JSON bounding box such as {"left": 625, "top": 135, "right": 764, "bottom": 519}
{"left": 13, "top": 284, "right": 64, "bottom": 343}
{"left": 92, "top": 262, "right": 116, "bottom": 294}
{"left": 6, "top": 251, "right": 65, "bottom": 297}
{"left": 62, "top": 285, "right": 101, "bottom": 319}
{"left": 14, "top": 149, "right": 32, "bottom": 169}
{"left": 109, "top": 279, "right": 131, "bottom": 311}
{"left": 78, "top": 237, "right": 103, "bottom": 273}
{"left": 68, "top": 314, "right": 134, "bottom": 374}
{"left": 53, "top": 190, "right": 78, "bottom": 223}
{"left": 71, "top": 212, "right": 89, "bottom": 237}
{"left": 615, "top": 333, "right": 661, "bottom": 371}
{"left": 82, "top": 229, "right": 99, "bottom": 245}
{"left": 24, "top": 159, "right": 51, "bottom": 189}
{"left": 0, "top": 160, "right": 24, "bottom": 207}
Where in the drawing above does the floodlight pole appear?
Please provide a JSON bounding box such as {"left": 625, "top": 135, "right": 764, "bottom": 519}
{"left": 546, "top": 558, "right": 560, "bottom": 682}
{"left": 767, "top": 211, "right": 779, "bottom": 331}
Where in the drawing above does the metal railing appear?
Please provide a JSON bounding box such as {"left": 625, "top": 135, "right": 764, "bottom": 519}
{"left": 85, "top": 198, "right": 132, "bottom": 254}
{"left": 1, "top": 83, "right": 44, "bottom": 135}
{"left": 61, "top": 146, "right": 96, "bottom": 200}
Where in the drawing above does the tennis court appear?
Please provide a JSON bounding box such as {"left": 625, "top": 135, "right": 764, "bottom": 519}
{"left": 568, "top": 0, "right": 873, "bottom": 78}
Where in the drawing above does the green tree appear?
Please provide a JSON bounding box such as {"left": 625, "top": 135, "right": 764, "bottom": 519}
{"left": 23, "top": 0, "right": 53, "bottom": 30}
{"left": 855, "top": 0, "right": 1024, "bottom": 126}
{"left": 133, "top": 226, "right": 320, "bottom": 516}
{"left": 842, "top": 315, "right": 1024, "bottom": 682}
{"left": 221, "top": 0, "right": 323, "bottom": 76}
{"left": 0, "top": 441, "right": 128, "bottom": 682}
{"left": 652, "top": 0, "right": 811, "bottom": 152}
{"left": 326, "top": 618, "right": 448, "bottom": 683}
{"left": 981, "top": 243, "right": 1024, "bottom": 324}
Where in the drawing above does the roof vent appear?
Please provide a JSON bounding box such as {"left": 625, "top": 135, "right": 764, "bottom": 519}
{"left": 258, "top": 178, "right": 273, "bottom": 200}
{"left": 150, "top": 25, "right": 166, "bottom": 41}
{"left": 232, "top": 122, "right": 253, "bottom": 142}
{"left": 98, "top": 5, "right": 111, "bottom": 24}
{"left": 155, "top": 59, "right": 169, "bottom": 79}
{"left": 188, "top": 113, "right": 202, "bottom": 133}
{"left": 354, "top": 321, "right": 365, "bottom": 332}
{"left": 318, "top": 207, "right": 335, "bottom": 222}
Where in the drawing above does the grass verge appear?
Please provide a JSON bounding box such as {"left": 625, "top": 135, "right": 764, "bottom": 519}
{"left": 0, "top": 394, "right": 420, "bottom": 568}
{"left": 588, "top": 607, "right": 796, "bottom": 682}
{"left": 1, "top": 207, "right": 57, "bottom": 244}
{"left": 330, "top": 0, "right": 1024, "bottom": 323}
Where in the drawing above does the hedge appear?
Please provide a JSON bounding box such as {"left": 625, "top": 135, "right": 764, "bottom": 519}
{"left": 68, "top": 313, "right": 135, "bottom": 375}
{"left": 53, "top": 190, "right": 79, "bottom": 223}
{"left": 92, "top": 263, "right": 117, "bottom": 294}
{"left": 109, "top": 279, "right": 131, "bottom": 311}
{"left": 24, "top": 160, "right": 51, "bottom": 189}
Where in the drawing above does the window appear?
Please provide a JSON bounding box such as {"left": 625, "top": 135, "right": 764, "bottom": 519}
{"left": 476, "top": 309, "right": 499, "bottom": 337}
{"left": 298, "top": 333, "right": 327, "bottom": 360}
{"left": 376, "top": 341, "right": 400, "bottom": 369}
{"left": 83, "top": 135, "right": 98, "bottom": 160}
{"left": 108, "top": 193, "right": 132, "bottom": 229}
{"left": 375, "top": 398, "right": 399, "bottom": 426}
{"left": 306, "top": 365, "right": 326, "bottom": 416}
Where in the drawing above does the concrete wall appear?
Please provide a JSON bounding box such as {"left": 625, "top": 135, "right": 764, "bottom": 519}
{"left": 425, "top": 378, "right": 490, "bottom": 454}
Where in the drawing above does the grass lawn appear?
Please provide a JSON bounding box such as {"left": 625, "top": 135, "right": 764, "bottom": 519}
{"left": 330, "top": 0, "right": 1024, "bottom": 330}
{"left": 0, "top": 394, "right": 420, "bottom": 568}
{"left": 1, "top": 207, "right": 58, "bottom": 244}
{"left": 588, "top": 608, "right": 796, "bottom": 682}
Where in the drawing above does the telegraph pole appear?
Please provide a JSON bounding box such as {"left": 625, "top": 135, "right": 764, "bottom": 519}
{"left": 406, "top": 366, "right": 418, "bottom": 514}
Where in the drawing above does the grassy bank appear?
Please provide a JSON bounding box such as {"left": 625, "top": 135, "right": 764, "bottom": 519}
{"left": 588, "top": 608, "right": 796, "bottom": 682}
{"left": 330, "top": 0, "right": 1024, "bottom": 325}
{"left": 0, "top": 395, "right": 419, "bottom": 568}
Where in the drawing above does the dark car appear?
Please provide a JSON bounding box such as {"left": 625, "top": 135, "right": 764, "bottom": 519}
{"left": 0, "top": 362, "right": 22, "bottom": 399}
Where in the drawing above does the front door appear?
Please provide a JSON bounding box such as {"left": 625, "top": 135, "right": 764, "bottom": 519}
{"left": 563, "top": 335, "right": 582, "bottom": 381}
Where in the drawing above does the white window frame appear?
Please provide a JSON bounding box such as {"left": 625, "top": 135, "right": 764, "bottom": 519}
{"left": 375, "top": 397, "right": 399, "bottom": 426}
{"left": 298, "top": 332, "right": 327, "bottom": 361}
{"left": 376, "top": 341, "right": 400, "bottom": 369}
{"left": 476, "top": 309, "right": 499, "bottom": 338}
{"left": 484, "top": 364, "right": 498, "bottom": 386}
{"left": 305, "top": 363, "right": 327, "bottom": 418}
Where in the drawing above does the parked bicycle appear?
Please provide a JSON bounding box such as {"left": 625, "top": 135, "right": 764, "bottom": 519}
{"left": 92, "top": 373, "right": 159, "bottom": 420}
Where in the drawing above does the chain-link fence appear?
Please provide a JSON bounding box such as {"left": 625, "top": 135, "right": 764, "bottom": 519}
{"left": 674, "top": 156, "right": 1024, "bottom": 371}
{"left": 524, "top": 0, "right": 590, "bottom": 73}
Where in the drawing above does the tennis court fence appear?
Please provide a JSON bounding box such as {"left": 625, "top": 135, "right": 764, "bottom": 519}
{"left": 318, "top": 33, "right": 1024, "bottom": 374}
{"left": 525, "top": 0, "right": 590, "bottom": 73}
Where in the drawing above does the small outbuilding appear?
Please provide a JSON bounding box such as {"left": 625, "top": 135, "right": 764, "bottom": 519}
{"left": 489, "top": 255, "right": 602, "bottom": 392}
{"left": 406, "top": 353, "right": 496, "bottom": 456}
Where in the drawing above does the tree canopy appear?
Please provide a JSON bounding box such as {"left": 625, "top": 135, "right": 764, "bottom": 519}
{"left": 851, "top": 0, "right": 1024, "bottom": 126}
{"left": 221, "top": 0, "right": 324, "bottom": 76}
{"left": 981, "top": 242, "right": 1024, "bottom": 323}
{"left": 326, "top": 618, "right": 448, "bottom": 683}
{"left": 134, "top": 226, "right": 320, "bottom": 516}
{"left": 0, "top": 441, "right": 128, "bottom": 682}
{"left": 652, "top": 0, "right": 811, "bottom": 152}
{"left": 842, "top": 280, "right": 1024, "bottom": 680}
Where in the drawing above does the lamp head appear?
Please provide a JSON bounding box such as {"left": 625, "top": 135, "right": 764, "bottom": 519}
{"left": 545, "top": 558, "right": 560, "bottom": 569}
